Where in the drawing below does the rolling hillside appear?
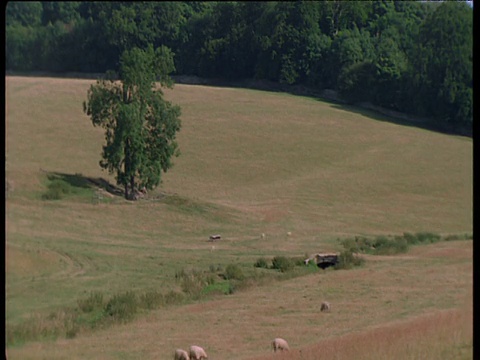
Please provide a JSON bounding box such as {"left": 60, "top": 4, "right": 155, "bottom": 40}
{"left": 5, "top": 76, "right": 472, "bottom": 359}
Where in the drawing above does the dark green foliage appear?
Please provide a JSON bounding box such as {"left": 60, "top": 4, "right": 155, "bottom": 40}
{"left": 6, "top": 1, "right": 43, "bottom": 27}
{"left": 337, "top": 61, "right": 376, "bottom": 103}
{"left": 41, "top": 2, "right": 81, "bottom": 26}
{"left": 407, "top": 1, "right": 472, "bottom": 132}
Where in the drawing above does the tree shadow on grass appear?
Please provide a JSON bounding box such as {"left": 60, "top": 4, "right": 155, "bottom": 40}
{"left": 44, "top": 171, "right": 123, "bottom": 197}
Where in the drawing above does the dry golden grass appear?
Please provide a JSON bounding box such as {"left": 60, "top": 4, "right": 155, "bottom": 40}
{"left": 251, "top": 306, "right": 472, "bottom": 360}
{"left": 5, "top": 76, "right": 472, "bottom": 359}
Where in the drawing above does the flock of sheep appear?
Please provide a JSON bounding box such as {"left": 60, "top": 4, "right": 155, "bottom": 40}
{"left": 174, "top": 338, "right": 289, "bottom": 360}
{"left": 174, "top": 302, "right": 331, "bottom": 359}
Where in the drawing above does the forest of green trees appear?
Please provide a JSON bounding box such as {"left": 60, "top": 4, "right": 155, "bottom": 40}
{"left": 6, "top": 1, "right": 473, "bottom": 135}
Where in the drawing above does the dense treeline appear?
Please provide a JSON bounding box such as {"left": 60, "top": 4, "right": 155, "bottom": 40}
{"left": 6, "top": 1, "right": 472, "bottom": 134}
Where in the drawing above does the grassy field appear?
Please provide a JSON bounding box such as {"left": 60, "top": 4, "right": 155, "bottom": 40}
{"left": 5, "top": 76, "right": 472, "bottom": 359}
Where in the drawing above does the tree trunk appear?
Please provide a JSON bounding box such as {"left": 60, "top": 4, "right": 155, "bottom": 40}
{"left": 130, "top": 175, "right": 136, "bottom": 200}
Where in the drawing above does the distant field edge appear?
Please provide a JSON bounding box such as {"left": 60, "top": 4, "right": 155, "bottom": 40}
{"left": 5, "top": 70, "right": 471, "bottom": 137}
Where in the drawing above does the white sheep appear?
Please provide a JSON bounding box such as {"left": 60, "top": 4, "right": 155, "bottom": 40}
{"left": 189, "top": 345, "right": 208, "bottom": 360}
{"left": 272, "top": 338, "right": 290, "bottom": 352}
{"left": 174, "top": 349, "right": 190, "bottom": 360}
{"left": 321, "top": 301, "right": 331, "bottom": 312}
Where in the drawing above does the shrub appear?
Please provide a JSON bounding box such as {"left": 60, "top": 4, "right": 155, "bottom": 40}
{"left": 374, "top": 236, "right": 408, "bottom": 255}
{"left": 224, "top": 264, "right": 245, "bottom": 280}
{"left": 271, "top": 256, "right": 295, "bottom": 272}
{"left": 444, "top": 233, "right": 472, "bottom": 241}
{"left": 334, "top": 250, "right": 364, "bottom": 270}
{"left": 340, "top": 236, "right": 373, "bottom": 253}
{"left": 254, "top": 257, "right": 270, "bottom": 269}
{"left": 403, "top": 232, "right": 419, "bottom": 244}
{"left": 415, "top": 232, "right": 441, "bottom": 243}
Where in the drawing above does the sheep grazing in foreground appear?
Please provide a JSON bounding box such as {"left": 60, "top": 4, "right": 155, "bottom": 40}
{"left": 321, "top": 301, "right": 331, "bottom": 312}
{"left": 189, "top": 345, "right": 208, "bottom": 360}
{"left": 174, "top": 349, "right": 190, "bottom": 360}
{"left": 272, "top": 338, "right": 290, "bottom": 352}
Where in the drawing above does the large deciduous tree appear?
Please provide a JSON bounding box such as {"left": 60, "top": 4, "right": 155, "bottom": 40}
{"left": 83, "top": 45, "right": 181, "bottom": 200}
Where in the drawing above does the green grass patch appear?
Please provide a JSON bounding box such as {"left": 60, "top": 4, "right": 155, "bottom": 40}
{"left": 41, "top": 173, "right": 93, "bottom": 201}
{"left": 163, "top": 194, "right": 216, "bottom": 215}
{"left": 202, "top": 281, "right": 233, "bottom": 296}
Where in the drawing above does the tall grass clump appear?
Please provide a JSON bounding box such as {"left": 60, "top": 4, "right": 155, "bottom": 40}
{"left": 77, "top": 291, "right": 104, "bottom": 313}
{"left": 254, "top": 257, "right": 270, "bottom": 269}
{"left": 176, "top": 268, "right": 216, "bottom": 300}
{"left": 271, "top": 256, "right": 295, "bottom": 272}
{"left": 375, "top": 235, "right": 408, "bottom": 255}
{"left": 6, "top": 308, "right": 79, "bottom": 346}
{"left": 104, "top": 291, "right": 138, "bottom": 323}
{"left": 138, "top": 290, "right": 165, "bottom": 310}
